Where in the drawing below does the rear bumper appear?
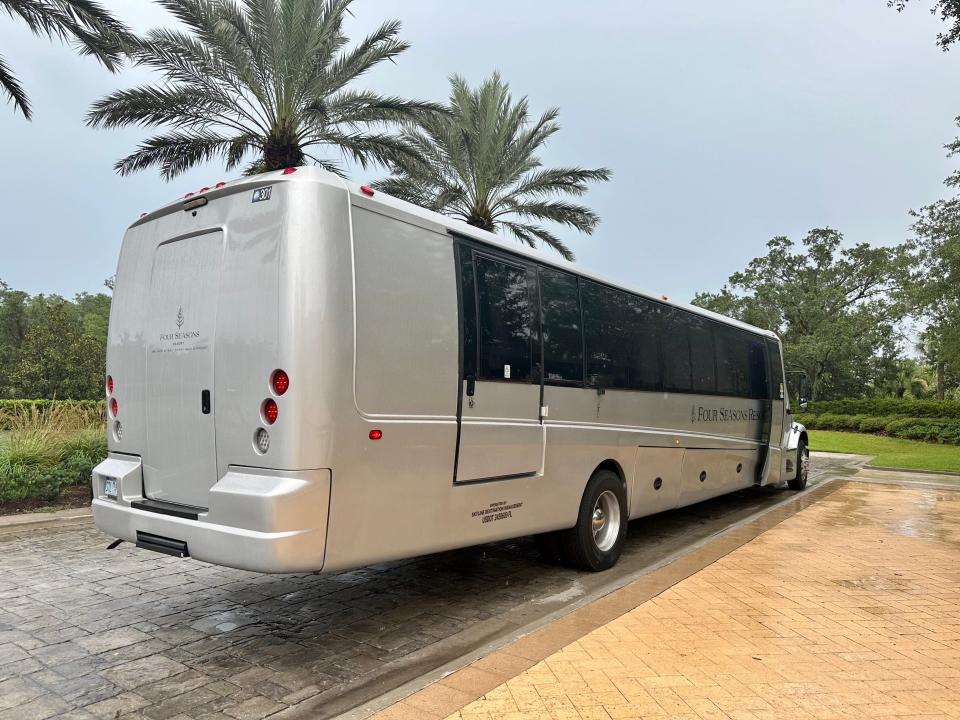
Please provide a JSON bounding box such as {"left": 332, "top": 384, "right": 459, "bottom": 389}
{"left": 91, "top": 454, "right": 330, "bottom": 573}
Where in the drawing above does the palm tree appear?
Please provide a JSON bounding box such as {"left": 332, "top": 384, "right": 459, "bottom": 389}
{"left": 1, "top": 0, "right": 131, "bottom": 119}
{"left": 372, "top": 73, "right": 611, "bottom": 261}
{"left": 86, "top": 0, "right": 443, "bottom": 180}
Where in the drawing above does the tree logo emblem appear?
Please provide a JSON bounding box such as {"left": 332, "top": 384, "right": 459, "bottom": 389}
{"left": 176, "top": 306, "right": 184, "bottom": 329}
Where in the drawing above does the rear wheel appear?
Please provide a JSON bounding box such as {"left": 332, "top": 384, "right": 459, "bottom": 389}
{"left": 560, "top": 469, "right": 627, "bottom": 571}
{"left": 788, "top": 439, "right": 809, "bottom": 490}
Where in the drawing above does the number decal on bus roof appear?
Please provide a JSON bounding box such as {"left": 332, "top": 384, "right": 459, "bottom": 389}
{"left": 251, "top": 186, "right": 272, "bottom": 203}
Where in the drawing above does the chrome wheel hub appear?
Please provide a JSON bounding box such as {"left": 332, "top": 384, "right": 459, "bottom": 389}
{"left": 592, "top": 490, "right": 621, "bottom": 552}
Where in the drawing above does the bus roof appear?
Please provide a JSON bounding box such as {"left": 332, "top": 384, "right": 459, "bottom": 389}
{"left": 137, "top": 167, "right": 780, "bottom": 343}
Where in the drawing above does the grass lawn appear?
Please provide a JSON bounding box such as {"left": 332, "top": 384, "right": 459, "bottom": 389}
{"left": 809, "top": 430, "right": 960, "bottom": 473}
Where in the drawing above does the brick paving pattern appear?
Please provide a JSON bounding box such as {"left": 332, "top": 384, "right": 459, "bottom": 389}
{"left": 0, "top": 466, "right": 836, "bottom": 720}
{"left": 427, "top": 482, "right": 960, "bottom": 720}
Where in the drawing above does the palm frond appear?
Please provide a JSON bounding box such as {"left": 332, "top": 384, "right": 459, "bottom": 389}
{"left": 0, "top": 52, "right": 30, "bottom": 119}
{"left": 90, "top": 0, "right": 424, "bottom": 178}
{"left": 374, "top": 72, "right": 610, "bottom": 261}
{"left": 113, "top": 130, "right": 235, "bottom": 180}
{"left": 2, "top": 0, "right": 133, "bottom": 118}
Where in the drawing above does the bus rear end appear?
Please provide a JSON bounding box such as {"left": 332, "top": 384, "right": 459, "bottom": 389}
{"left": 92, "top": 169, "right": 349, "bottom": 572}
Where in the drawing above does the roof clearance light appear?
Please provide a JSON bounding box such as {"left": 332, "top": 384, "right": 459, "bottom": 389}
{"left": 215, "top": 182, "right": 226, "bottom": 189}
{"left": 360, "top": 185, "right": 375, "bottom": 196}
{"left": 369, "top": 429, "right": 383, "bottom": 440}
{"left": 262, "top": 398, "right": 278, "bottom": 425}
{"left": 199, "top": 186, "right": 210, "bottom": 193}
{"left": 282, "top": 168, "right": 297, "bottom": 175}
{"left": 185, "top": 192, "right": 194, "bottom": 198}
{"left": 110, "top": 398, "right": 118, "bottom": 417}
{"left": 271, "top": 369, "right": 289, "bottom": 396}
{"left": 139, "top": 213, "right": 147, "bottom": 218}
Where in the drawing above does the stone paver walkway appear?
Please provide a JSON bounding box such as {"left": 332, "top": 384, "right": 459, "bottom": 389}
{"left": 374, "top": 480, "right": 960, "bottom": 720}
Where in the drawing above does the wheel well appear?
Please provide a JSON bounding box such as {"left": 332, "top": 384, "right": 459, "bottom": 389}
{"left": 594, "top": 459, "right": 626, "bottom": 489}
{"left": 799, "top": 430, "right": 809, "bottom": 449}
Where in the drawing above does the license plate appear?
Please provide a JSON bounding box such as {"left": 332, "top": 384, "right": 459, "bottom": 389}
{"left": 104, "top": 478, "right": 117, "bottom": 499}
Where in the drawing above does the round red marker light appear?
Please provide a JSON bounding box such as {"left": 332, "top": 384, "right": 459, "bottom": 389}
{"left": 369, "top": 429, "right": 383, "bottom": 440}
{"left": 360, "top": 185, "right": 375, "bottom": 196}
{"left": 200, "top": 186, "right": 210, "bottom": 193}
{"left": 110, "top": 398, "right": 118, "bottom": 417}
{"left": 262, "top": 399, "right": 278, "bottom": 425}
{"left": 282, "top": 167, "right": 297, "bottom": 175}
{"left": 271, "top": 369, "right": 289, "bottom": 396}
{"left": 215, "top": 182, "right": 226, "bottom": 189}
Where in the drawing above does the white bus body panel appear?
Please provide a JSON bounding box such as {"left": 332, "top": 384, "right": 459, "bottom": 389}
{"left": 94, "top": 167, "right": 803, "bottom": 574}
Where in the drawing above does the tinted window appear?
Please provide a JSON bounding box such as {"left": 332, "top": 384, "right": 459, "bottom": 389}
{"left": 767, "top": 339, "right": 784, "bottom": 400}
{"left": 458, "top": 248, "right": 478, "bottom": 378}
{"left": 540, "top": 268, "right": 583, "bottom": 383}
{"left": 747, "top": 337, "right": 768, "bottom": 398}
{"left": 715, "top": 325, "right": 751, "bottom": 397}
{"left": 475, "top": 255, "right": 534, "bottom": 381}
{"left": 582, "top": 282, "right": 661, "bottom": 390}
{"left": 661, "top": 308, "right": 692, "bottom": 392}
{"left": 689, "top": 315, "right": 716, "bottom": 394}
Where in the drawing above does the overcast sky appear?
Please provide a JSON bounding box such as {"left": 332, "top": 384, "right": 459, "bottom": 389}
{"left": 2, "top": 1, "right": 959, "bottom": 302}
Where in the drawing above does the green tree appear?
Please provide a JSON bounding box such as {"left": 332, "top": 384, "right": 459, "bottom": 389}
{"left": 888, "top": 1, "right": 960, "bottom": 49}
{"left": 11, "top": 295, "right": 105, "bottom": 399}
{"left": 1, "top": 0, "right": 131, "bottom": 119}
{"left": 906, "top": 196, "right": 960, "bottom": 398}
{"left": 692, "top": 229, "right": 915, "bottom": 401}
{"left": 87, "top": 0, "right": 442, "bottom": 179}
{"left": 0, "top": 281, "right": 30, "bottom": 396}
{"left": 372, "top": 73, "right": 611, "bottom": 261}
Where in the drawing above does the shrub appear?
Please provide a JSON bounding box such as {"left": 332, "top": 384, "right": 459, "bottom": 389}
{"left": 0, "top": 400, "right": 103, "bottom": 431}
{"left": 0, "top": 405, "right": 106, "bottom": 504}
{"left": 805, "top": 398, "right": 960, "bottom": 419}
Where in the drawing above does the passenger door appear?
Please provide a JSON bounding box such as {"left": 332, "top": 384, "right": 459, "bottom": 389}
{"left": 762, "top": 338, "right": 786, "bottom": 484}
{"left": 454, "top": 245, "right": 544, "bottom": 483}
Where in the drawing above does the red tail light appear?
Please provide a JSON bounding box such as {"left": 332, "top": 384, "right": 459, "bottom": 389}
{"left": 110, "top": 398, "right": 118, "bottom": 417}
{"left": 106, "top": 375, "right": 114, "bottom": 395}
{"left": 271, "top": 369, "right": 289, "bottom": 396}
{"left": 262, "top": 399, "right": 278, "bottom": 425}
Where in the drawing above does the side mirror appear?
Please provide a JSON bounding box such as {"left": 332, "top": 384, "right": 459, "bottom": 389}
{"left": 799, "top": 398, "right": 808, "bottom": 412}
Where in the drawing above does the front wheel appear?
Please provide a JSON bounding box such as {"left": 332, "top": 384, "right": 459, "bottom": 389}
{"left": 788, "top": 439, "right": 809, "bottom": 491}
{"left": 560, "top": 469, "right": 627, "bottom": 571}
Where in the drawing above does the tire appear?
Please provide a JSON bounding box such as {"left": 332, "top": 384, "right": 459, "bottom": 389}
{"left": 560, "top": 469, "right": 627, "bottom": 571}
{"left": 534, "top": 531, "right": 564, "bottom": 564}
{"left": 788, "top": 439, "right": 809, "bottom": 491}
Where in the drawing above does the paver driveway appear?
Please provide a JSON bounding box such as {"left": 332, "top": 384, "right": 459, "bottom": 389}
{"left": 0, "top": 459, "right": 844, "bottom": 720}
{"left": 381, "top": 480, "right": 960, "bottom": 720}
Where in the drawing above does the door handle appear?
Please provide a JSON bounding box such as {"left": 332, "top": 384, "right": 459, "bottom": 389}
{"left": 465, "top": 375, "right": 476, "bottom": 397}
{"left": 201, "top": 389, "right": 211, "bottom": 415}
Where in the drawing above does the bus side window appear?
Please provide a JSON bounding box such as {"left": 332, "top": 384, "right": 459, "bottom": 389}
{"left": 540, "top": 268, "right": 583, "bottom": 383}
{"left": 747, "top": 338, "right": 768, "bottom": 399}
{"left": 661, "top": 307, "right": 692, "bottom": 393}
{"left": 582, "top": 281, "right": 652, "bottom": 390}
{"left": 475, "top": 254, "right": 535, "bottom": 382}
{"left": 689, "top": 315, "right": 716, "bottom": 394}
{"left": 458, "top": 247, "right": 478, "bottom": 379}
{"left": 766, "top": 339, "right": 784, "bottom": 400}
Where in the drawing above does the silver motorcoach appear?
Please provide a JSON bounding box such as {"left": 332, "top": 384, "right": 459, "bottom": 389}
{"left": 92, "top": 167, "right": 809, "bottom": 573}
